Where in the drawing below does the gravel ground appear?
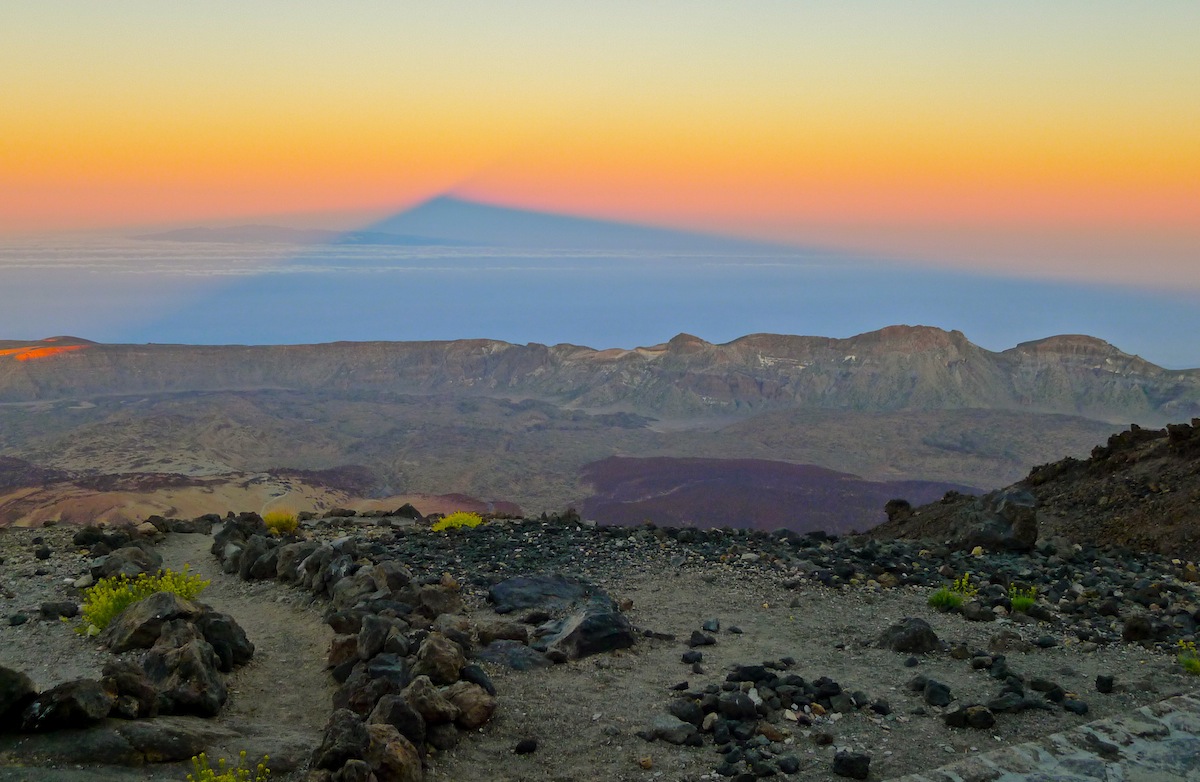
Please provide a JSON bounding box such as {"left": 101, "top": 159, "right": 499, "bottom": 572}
{"left": 2, "top": 518, "right": 1199, "bottom": 781}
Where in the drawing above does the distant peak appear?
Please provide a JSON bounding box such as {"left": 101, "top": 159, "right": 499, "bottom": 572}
{"left": 667, "top": 333, "right": 710, "bottom": 348}
{"left": 1016, "top": 334, "right": 1115, "bottom": 351}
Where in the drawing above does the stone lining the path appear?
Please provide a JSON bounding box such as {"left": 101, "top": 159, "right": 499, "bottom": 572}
{"left": 886, "top": 690, "right": 1200, "bottom": 781}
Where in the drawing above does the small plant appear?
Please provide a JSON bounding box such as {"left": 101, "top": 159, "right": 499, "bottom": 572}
{"left": 431, "top": 511, "right": 484, "bottom": 532}
{"left": 79, "top": 567, "right": 210, "bottom": 636}
{"left": 1179, "top": 641, "right": 1200, "bottom": 675}
{"left": 1008, "top": 584, "right": 1038, "bottom": 612}
{"left": 262, "top": 509, "right": 298, "bottom": 536}
{"left": 951, "top": 572, "right": 979, "bottom": 600}
{"left": 927, "top": 571, "right": 978, "bottom": 611}
{"left": 187, "top": 751, "right": 270, "bottom": 782}
{"left": 927, "top": 587, "right": 963, "bottom": 610}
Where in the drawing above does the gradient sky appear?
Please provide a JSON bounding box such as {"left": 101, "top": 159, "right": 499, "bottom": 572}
{"left": 2, "top": 1, "right": 1198, "bottom": 291}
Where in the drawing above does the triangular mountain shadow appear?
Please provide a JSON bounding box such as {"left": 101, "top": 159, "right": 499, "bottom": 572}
{"left": 350, "top": 195, "right": 807, "bottom": 254}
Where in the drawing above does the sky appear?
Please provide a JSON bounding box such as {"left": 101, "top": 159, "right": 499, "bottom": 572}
{"left": 1, "top": 2, "right": 1198, "bottom": 360}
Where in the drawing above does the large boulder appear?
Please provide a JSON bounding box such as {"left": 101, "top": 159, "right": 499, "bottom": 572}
{"left": 364, "top": 722, "right": 423, "bottom": 782}
{"left": 100, "top": 660, "right": 159, "bottom": 719}
{"left": 411, "top": 633, "right": 466, "bottom": 685}
{"left": 20, "top": 679, "right": 115, "bottom": 732}
{"left": 0, "top": 666, "right": 36, "bottom": 731}
{"left": 90, "top": 546, "right": 163, "bottom": 581}
{"left": 532, "top": 606, "right": 636, "bottom": 660}
{"left": 949, "top": 488, "right": 1039, "bottom": 553}
{"left": 487, "top": 574, "right": 597, "bottom": 614}
{"left": 193, "top": 611, "right": 255, "bottom": 671}
{"left": 368, "top": 694, "right": 427, "bottom": 751}
{"left": 443, "top": 681, "right": 496, "bottom": 729}
{"left": 334, "top": 654, "right": 411, "bottom": 715}
{"left": 276, "top": 541, "right": 320, "bottom": 583}
{"left": 141, "top": 620, "right": 226, "bottom": 716}
{"left": 400, "top": 676, "right": 459, "bottom": 725}
{"left": 99, "top": 591, "right": 203, "bottom": 653}
{"left": 312, "top": 708, "right": 370, "bottom": 771}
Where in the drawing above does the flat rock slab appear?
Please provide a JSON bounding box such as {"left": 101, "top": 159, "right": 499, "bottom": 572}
{"left": 0, "top": 715, "right": 239, "bottom": 767}
{"left": 886, "top": 690, "right": 1200, "bottom": 782}
{"left": 487, "top": 574, "right": 612, "bottom": 614}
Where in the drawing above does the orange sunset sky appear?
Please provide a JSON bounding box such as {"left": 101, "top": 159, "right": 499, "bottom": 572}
{"left": 2, "top": 2, "right": 1197, "bottom": 290}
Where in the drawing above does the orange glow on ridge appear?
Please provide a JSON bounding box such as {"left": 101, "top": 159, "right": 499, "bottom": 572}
{"left": 2, "top": 346, "right": 88, "bottom": 362}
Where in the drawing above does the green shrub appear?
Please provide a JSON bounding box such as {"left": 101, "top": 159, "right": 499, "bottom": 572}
{"left": 79, "top": 567, "right": 210, "bottom": 636}
{"left": 928, "top": 587, "right": 964, "bottom": 610}
{"left": 1008, "top": 584, "right": 1038, "bottom": 612}
{"left": 262, "top": 509, "right": 298, "bottom": 536}
{"left": 187, "top": 751, "right": 270, "bottom": 782}
{"left": 1179, "top": 641, "right": 1200, "bottom": 675}
{"left": 431, "top": 511, "right": 484, "bottom": 532}
{"left": 928, "top": 572, "right": 978, "bottom": 611}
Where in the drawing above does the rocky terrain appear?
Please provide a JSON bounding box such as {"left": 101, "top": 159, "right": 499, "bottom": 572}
{"left": 3, "top": 496, "right": 1200, "bottom": 780}
{"left": 2, "top": 326, "right": 1166, "bottom": 527}
{"left": 873, "top": 419, "right": 1200, "bottom": 558}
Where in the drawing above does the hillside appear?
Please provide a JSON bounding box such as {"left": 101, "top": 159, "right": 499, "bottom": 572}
{"left": 2, "top": 326, "right": 1191, "bottom": 526}
{"left": 580, "top": 456, "right": 973, "bottom": 533}
{"left": 871, "top": 419, "right": 1200, "bottom": 556}
{"left": 2, "top": 327, "right": 1197, "bottom": 422}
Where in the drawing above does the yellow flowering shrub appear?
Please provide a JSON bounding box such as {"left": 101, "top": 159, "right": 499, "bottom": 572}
{"left": 262, "top": 510, "right": 298, "bottom": 536}
{"left": 79, "top": 567, "right": 210, "bottom": 636}
{"left": 431, "top": 511, "right": 484, "bottom": 532}
{"left": 1179, "top": 640, "right": 1200, "bottom": 675}
{"left": 187, "top": 751, "right": 270, "bottom": 782}
{"left": 1008, "top": 584, "right": 1038, "bottom": 612}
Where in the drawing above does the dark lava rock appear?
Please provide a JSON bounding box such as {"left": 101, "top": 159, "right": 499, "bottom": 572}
{"left": 667, "top": 698, "right": 704, "bottom": 727}
{"left": 39, "top": 601, "right": 79, "bottom": 619}
{"left": 1122, "top": 615, "right": 1154, "bottom": 642}
{"left": 488, "top": 574, "right": 596, "bottom": 614}
{"left": 141, "top": 620, "right": 227, "bottom": 717}
{"left": 34, "top": 546, "right": 51, "bottom": 560}
{"left": 923, "top": 679, "right": 953, "bottom": 707}
{"left": 688, "top": 630, "right": 717, "bottom": 647}
{"left": 532, "top": 607, "right": 636, "bottom": 660}
{"left": 1063, "top": 699, "right": 1090, "bottom": 716}
{"left": 478, "top": 640, "right": 551, "bottom": 671}
{"left": 514, "top": 737, "right": 538, "bottom": 754}
{"left": 945, "top": 705, "right": 996, "bottom": 729}
{"left": 682, "top": 650, "right": 704, "bottom": 664}
{"left": 1096, "top": 675, "right": 1115, "bottom": 694}
{"left": 368, "top": 693, "right": 426, "bottom": 751}
{"left": 99, "top": 591, "right": 202, "bottom": 653}
{"left": 312, "top": 708, "right": 370, "bottom": 770}
{"left": 100, "top": 660, "right": 159, "bottom": 719}
{"left": 459, "top": 663, "right": 496, "bottom": 696}
{"left": 21, "top": 678, "right": 115, "bottom": 731}
{"left": 0, "top": 666, "right": 37, "bottom": 730}
{"left": 90, "top": 546, "right": 163, "bottom": 580}
{"left": 193, "top": 611, "right": 255, "bottom": 672}
{"left": 718, "top": 692, "right": 759, "bottom": 720}
{"left": 833, "top": 749, "right": 871, "bottom": 779}
{"left": 878, "top": 618, "right": 939, "bottom": 653}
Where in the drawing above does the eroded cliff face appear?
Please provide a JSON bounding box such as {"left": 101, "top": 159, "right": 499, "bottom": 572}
{"left": 2, "top": 326, "right": 1196, "bottom": 424}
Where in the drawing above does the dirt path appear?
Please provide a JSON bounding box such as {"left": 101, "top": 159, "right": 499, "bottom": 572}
{"left": 156, "top": 532, "right": 335, "bottom": 775}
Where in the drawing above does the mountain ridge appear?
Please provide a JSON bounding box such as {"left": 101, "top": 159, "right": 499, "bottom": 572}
{"left": 1, "top": 326, "right": 1195, "bottom": 424}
